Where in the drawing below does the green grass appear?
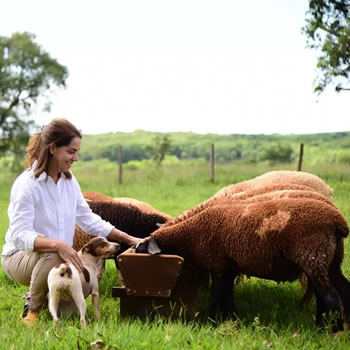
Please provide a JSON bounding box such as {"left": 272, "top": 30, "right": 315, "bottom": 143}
{"left": 1, "top": 161, "right": 350, "bottom": 349}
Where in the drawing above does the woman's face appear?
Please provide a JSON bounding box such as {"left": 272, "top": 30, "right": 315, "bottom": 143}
{"left": 49, "top": 136, "right": 81, "bottom": 174}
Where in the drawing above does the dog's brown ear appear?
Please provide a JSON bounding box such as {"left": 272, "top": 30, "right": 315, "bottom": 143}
{"left": 81, "top": 243, "right": 90, "bottom": 255}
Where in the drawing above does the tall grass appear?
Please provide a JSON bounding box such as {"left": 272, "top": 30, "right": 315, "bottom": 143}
{"left": 1, "top": 160, "right": 350, "bottom": 349}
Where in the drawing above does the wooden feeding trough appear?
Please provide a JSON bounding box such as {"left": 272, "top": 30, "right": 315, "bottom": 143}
{"left": 112, "top": 248, "right": 203, "bottom": 319}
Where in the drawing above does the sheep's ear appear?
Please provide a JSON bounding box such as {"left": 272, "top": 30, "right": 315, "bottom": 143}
{"left": 135, "top": 237, "right": 161, "bottom": 255}
{"left": 148, "top": 238, "right": 161, "bottom": 255}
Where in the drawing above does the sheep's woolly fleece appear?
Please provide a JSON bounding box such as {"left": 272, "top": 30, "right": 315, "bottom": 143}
{"left": 169, "top": 183, "right": 335, "bottom": 226}
{"left": 82, "top": 191, "right": 173, "bottom": 220}
{"left": 73, "top": 200, "right": 168, "bottom": 251}
{"left": 83, "top": 191, "right": 114, "bottom": 203}
{"left": 152, "top": 198, "right": 348, "bottom": 281}
{"left": 211, "top": 170, "right": 333, "bottom": 200}
{"left": 112, "top": 197, "right": 173, "bottom": 220}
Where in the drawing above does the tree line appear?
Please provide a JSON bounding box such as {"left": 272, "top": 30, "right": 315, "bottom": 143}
{"left": 78, "top": 130, "right": 350, "bottom": 166}
{"left": 1, "top": 1, "right": 349, "bottom": 169}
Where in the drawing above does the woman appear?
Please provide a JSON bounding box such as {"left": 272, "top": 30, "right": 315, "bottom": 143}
{"left": 1, "top": 119, "right": 142, "bottom": 326}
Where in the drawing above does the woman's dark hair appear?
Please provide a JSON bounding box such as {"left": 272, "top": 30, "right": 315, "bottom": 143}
{"left": 25, "top": 119, "right": 82, "bottom": 179}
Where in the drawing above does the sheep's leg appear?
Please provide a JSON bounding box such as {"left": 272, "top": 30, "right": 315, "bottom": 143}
{"left": 219, "top": 272, "right": 236, "bottom": 319}
{"left": 209, "top": 272, "right": 224, "bottom": 321}
{"left": 308, "top": 276, "right": 343, "bottom": 332}
{"left": 329, "top": 264, "right": 350, "bottom": 325}
{"left": 209, "top": 271, "right": 235, "bottom": 321}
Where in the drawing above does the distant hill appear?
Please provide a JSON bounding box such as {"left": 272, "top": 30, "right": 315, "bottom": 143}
{"left": 79, "top": 130, "right": 350, "bottom": 165}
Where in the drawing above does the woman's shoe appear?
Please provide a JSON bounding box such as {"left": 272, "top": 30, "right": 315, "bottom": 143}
{"left": 21, "top": 297, "right": 31, "bottom": 318}
{"left": 20, "top": 311, "right": 39, "bottom": 326}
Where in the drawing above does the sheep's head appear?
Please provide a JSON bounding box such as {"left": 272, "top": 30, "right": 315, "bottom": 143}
{"left": 135, "top": 236, "right": 162, "bottom": 255}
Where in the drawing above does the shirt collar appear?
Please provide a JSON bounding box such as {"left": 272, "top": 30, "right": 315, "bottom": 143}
{"left": 30, "top": 160, "right": 69, "bottom": 182}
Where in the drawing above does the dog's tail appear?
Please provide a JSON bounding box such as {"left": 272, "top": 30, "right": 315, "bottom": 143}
{"left": 56, "top": 263, "right": 73, "bottom": 279}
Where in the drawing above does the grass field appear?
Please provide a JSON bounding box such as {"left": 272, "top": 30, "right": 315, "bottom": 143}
{"left": 1, "top": 161, "right": 350, "bottom": 349}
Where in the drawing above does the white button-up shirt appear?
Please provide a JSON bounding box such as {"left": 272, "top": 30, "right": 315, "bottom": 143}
{"left": 1, "top": 164, "right": 114, "bottom": 256}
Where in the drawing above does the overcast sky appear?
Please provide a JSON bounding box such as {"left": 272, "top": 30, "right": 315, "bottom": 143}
{"left": 1, "top": 0, "right": 349, "bottom": 135}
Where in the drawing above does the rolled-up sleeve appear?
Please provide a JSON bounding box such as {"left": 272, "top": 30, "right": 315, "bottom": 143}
{"left": 74, "top": 182, "right": 114, "bottom": 238}
{"left": 6, "top": 181, "right": 43, "bottom": 253}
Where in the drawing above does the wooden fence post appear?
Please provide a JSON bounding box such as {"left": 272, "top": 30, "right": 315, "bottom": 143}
{"left": 210, "top": 143, "right": 215, "bottom": 183}
{"left": 297, "top": 143, "right": 304, "bottom": 171}
{"left": 118, "top": 145, "right": 123, "bottom": 185}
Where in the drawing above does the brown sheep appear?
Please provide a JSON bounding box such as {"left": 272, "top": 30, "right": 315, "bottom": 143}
{"left": 210, "top": 170, "right": 333, "bottom": 200}
{"left": 168, "top": 184, "right": 337, "bottom": 310}
{"left": 232, "top": 189, "right": 335, "bottom": 207}
{"left": 231, "top": 187, "right": 337, "bottom": 309}
{"left": 179, "top": 179, "right": 334, "bottom": 309}
{"left": 73, "top": 200, "right": 169, "bottom": 252}
{"left": 83, "top": 191, "right": 115, "bottom": 203}
{"left": 229, "top": 183, "right": 327, "bottom": 200}
{"left": 82, "top": 191, "right": 173, "bottom": 220}
{"left": 136, "top": 197, "right": 350, "bottom": 332}
{"left": 171, "top": 183, "right": 333, "bottom": 227}
{"left": 112, "top": 197, "right": 173, "bottom": 221}
{"left": 74, "top": 192, "right": 172, "bottom": 251}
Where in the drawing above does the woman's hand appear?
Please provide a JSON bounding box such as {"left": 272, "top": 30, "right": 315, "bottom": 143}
{"left": 126, "top": 235, "right": 143, "bottom": 247}
{"left": 55, "top": 241, "right": 84, "bottom": 272}
{"left": 107, "top": 228, "right": 143, "bottom": 247}
{"left": 33, "top": 236, "right": 84, "bottom": 272}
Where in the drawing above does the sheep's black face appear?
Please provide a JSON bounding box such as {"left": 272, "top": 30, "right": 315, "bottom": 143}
{"left": 135, "top": 240, "right": 148, "bottom": 254}
{"left": 135, "top": 237, "right": 162, "bottom": 255}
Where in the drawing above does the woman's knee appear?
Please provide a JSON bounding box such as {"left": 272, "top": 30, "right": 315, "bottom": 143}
{"left": 1, "top": 252, "right": 40, "bottom": 286}
{"left": 31, "top": 253, "right": 64, "bottom": 286}
{"left": 40, "top": 252, "right": 64, "bottom": 266}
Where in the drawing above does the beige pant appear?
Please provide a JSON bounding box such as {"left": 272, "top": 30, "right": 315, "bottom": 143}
{"left": 1, "top": 251, "right": 64, "bottom": 312}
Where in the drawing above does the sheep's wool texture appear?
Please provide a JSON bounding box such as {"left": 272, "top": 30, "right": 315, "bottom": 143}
{"left": 255, "top": 210, "right": 291, "bottom": 238}
{"left": 176, "top": 186, "right": 337, "bottom": 227}
{"left": 152, "top": 198, "right": 348, "bottom": 286}
{"left": 234, "top": 189, "right": 335, "bottom": 207}
{"left": 73, "top": 200, "right": 169, "bottom": 251}
{"left": 83, "top": 192, "right": 115, "bottom": 203}
{"left": 82, "top": 191, "right": 173, "bottom": 220}
{"left": 231, "top": 183, "right": 314, "bottom": 198}
{"left": 212, "top": 170, "right": 333, "bottom": 200}
{"left": 112, "top": 197, "right": 173, "bottom": 220}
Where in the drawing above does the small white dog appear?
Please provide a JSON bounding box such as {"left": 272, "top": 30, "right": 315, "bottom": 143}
{"left": 47, "top": 236, "right": 120, "bottom": 327}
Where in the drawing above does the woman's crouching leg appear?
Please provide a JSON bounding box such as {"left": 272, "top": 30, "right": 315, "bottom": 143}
{"left": 29, "top": 253, "right": 65, "bottom": 312}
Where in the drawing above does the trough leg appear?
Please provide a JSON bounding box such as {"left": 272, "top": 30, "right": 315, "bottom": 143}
{"left": 308, "top": 276, "right": 343, "bottom": 332}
